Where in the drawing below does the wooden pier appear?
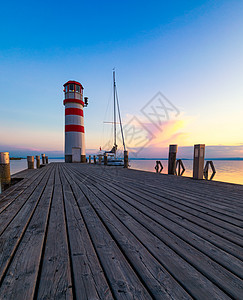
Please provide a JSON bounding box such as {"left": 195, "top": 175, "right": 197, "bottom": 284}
{"left": 0, "top": 163, "right": 242, "bottom": 299}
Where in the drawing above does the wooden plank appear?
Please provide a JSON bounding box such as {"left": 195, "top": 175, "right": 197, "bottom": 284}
{"left": 85, "top": 165, "right": 243, "bottom": 234}
{"left": 0, "top": 165, "right": 54, "bottom": 284}
{"left": 100, "top": 177, "right": 243, "bottom": 259}
{"left": 0, "top": 166, "right": 55, "bottom": 299}
{"left": 62, "top": 165, "right": 153, "bottom": 299}
{"left": 67, "top": 176, "right": 192, "bottom": 298}
{"left": 36, "top": 165, "right": 73, "bottom": 299}
{"left": 0, "top": 166, "right": 51, "bottom": 234}
{"left": 69, "top": 165, "right": 243, "bottom": 244}
{"left": 0, "top": 166, "right": 48, "bottom": 213}
{"left": 59, "top": 166, "right": 113, "bottom": 300}
{"left": 64, "top": 165, "right": 231, "bottom": 299}
{"left": 65, "top": 164, "right": 243, "bottom": 299}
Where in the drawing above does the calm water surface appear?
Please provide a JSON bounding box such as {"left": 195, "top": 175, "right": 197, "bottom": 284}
{"left": 130, "top": 159, "right": 243, "bottom": 185}
{"left": 8, "top": 158, "right": 243, "bottom": 185}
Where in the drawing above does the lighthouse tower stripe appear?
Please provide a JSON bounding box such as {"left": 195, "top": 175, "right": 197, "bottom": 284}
{"left": 65, "top": 108, "right": 83, "bottom": 116}
{"left": 65, "top": 125, "right": 85, "bottom": 132}
{"left": 63, "top": 99, "right": 84, "bottom": 106}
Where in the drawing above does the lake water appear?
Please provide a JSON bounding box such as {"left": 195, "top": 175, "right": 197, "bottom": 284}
{"left": 5, "top": 158, "right": 243, "bottom": 186}
{"left": 130, "top": 159, "right": 243, "bottom": 185}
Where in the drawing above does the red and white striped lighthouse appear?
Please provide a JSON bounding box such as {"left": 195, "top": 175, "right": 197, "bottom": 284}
{"left": 63, "top": 80, "right": 86, "bottom": 163}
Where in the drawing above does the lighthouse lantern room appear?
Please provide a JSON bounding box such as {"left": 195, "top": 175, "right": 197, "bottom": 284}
{"left": 63, "top": 80, "right": 86, "bottom": 163}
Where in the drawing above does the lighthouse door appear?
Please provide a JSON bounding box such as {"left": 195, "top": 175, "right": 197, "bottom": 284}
{"left": 72, "top": 147, "right": 81, "bottom": 163}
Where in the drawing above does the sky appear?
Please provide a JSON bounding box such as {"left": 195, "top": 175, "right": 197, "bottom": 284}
{"left": 0, "top": 0, "right": 243, "bottom": 158}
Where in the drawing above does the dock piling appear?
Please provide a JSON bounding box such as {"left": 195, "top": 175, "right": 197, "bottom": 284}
{"left": 36, "top": 156, "right": 40, "bottom": 168}
{"left": 41, "top": 154, "right": 46, "bottom": 165}
{"left": 89, "top": 155, "right": 91, "bottom": 164}
{"left": 98, "top": 155, "right": 102, "bottom": 165}
{"left": 0, "top": 152, "right": 11, "bottom": 188}
{"left": 104, "top": 154, "right": 108, "bottom": 166}
{"left": 193, "top": 144, "right": 205, "bottom": 179}
{"left": 168, "top": 145, "right": 178, "bottom": 175}
{"left": 124, "top": 150, "right": 129, "bottom": 168}
{"left": 93, "top": 155, "right": 96, "bottom": 164}
{"left": 46, "top": 156, "right": 49, "bottom": 164}
{"left": 27, "top": 156, "right": 34, "bottom": 169}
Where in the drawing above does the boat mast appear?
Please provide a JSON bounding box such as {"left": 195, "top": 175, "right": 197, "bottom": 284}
{"left": 116, "top": 87, "right": 126, "bottom": 152}
{"left": 113, "top": 69, "right": 117, "bottom": 157}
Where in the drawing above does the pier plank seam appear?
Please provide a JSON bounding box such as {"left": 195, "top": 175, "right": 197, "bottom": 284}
{"left": 62, "top": 165, "right": 191, "bottom": 299}
{"left": 66, "top": 165, "right": 243, "bottom": 292}
{"left": 64, "top": 165, "right": 243, "bottom": 296}
{"left": 76, "top": 165, "right": 243, "bottom": 235}
{"left": 69, "top": 164, "right": 243, "bottom": 246}
{"left": 0, "top": 166, "right": 49, "bottom": 214}
{"left": 94, "top": 175, "right": 243, "bottom": 256}
{"left": 0, "top": 164, "right": 55, "bottom": 288}
{"left": 0, "top": 163, "right": 242, "bottom": 299}
{"left": 59, "top": 167, "right": 113, "bottom": 300}
{"left": 99, "top": 166, "right": 243, "bottom": 203}
{"left": 0, "top": 167, "right": 55, "bottom": 299}
{"left": 79, "top": 165, "right": 243, "bottom": 221}
{"left": 92, "top": 180, "right": 243, "bottom": 280}
{"left": 36, "top": 165, "right": 73, "bottom": 299}
{"left": 0, "top": 166, "right": 53, "bottom": 235}
{"left": 62, "top": 165, "right": 153, "bottom": 299}
{"left": 63, "top": 164, "right": 233, "bottom": 299}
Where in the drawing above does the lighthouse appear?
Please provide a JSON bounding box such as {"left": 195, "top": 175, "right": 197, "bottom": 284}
{"left": 63, "top": 80, "right": 87, "bottom": 163}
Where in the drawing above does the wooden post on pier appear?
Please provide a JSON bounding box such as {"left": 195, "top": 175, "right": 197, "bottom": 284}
{"left": 193, "top": 144, "right": 205, "bottom": 179}
{"left": 98, "top": 155, "right": 102, "bottom": 164}
{"left": 46, "top": 156, "right": 49, "bottom": 164}
{"left": 168, "top": 145, "right": 177, "bottom": 175}
{"left": 0, "top": 152, "right": 11, "bottom": 188}
{"left": 93, "top": 155, "right": 96, "bottom": 164}
{"left": 104, "top": 154, "right": 108, "bottom": 166}
{"left": 36, "top": 156, "right": 40, "bottom": 169}
{"left": 124, "top": 151, "right": 129, "bottom": 168}
{"left": 89, "top": 155, "right": 91, "bottom": 164}
{"left": 41, "top": 154, "right": 46, "bottom": 165}
{"left": 27, "top": 156, "right": 34, "bottom": 169}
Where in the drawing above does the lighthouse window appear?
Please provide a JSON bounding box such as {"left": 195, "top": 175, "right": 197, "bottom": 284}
{"left": 76, "top": 85, "right": 80, "bottom": 93}
{"left": 69, "top": 84, "right": 74, "bottom": 92}
{"left": 65, "top": 86, "right": 68, "bottom": 92}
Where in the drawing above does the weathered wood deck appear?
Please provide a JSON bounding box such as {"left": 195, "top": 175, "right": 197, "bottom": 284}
{"left": 0, "top": 162, "right": 242, "bottom": 299}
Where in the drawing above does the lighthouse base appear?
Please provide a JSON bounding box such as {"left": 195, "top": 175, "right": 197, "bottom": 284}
{"left": 65, "top": 155, "right": 86, "bottom": 163}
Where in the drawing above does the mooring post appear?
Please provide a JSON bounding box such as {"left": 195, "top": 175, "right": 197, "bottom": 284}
{"left": 93, "top": 155, "right": 96, "bottom": 164}
{"left": 36, "top": 156, "right": 40, "bottom": 169}
{"left": 168, "top": 144, "right": 178, "bottom": 175}
{"left": 98, "top": 155, "right": 102, "bottom": 164}
{"left": 0, "top": 152, "right": 11, "bottom": 188}
{"left": 193, "top": 144, "right": 205, "bottom": 179}
{"left": 46, "top": 156, "right": 49, "bottom": 164}
{"left": 104, "top": 154, "right": 108, "bottom": 166}
{"left": 89, "top": 155, "right": 91, "bottom": 164}
{"left": 124, "top": 150, "right": 129, "bottom": 168}
{"left": 41, "top": 154, "right": 46, "bottom": 165}
{"left": 27, "top": 156, "right": 34, "bottom": 169}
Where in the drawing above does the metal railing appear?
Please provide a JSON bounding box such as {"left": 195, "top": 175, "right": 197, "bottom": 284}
{"left": 204, "top": 161, "right": 216, "bottom": 180}
{"left": 176, "top": 159, "right": 185, "bottom": 176}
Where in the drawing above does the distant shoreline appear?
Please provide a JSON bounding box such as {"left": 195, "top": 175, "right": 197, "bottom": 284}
{"left": 10, "top": 157, "right": 23, "bottom": 160}
{"left": 9, "top": 157, "right": 243, "bottom": 161}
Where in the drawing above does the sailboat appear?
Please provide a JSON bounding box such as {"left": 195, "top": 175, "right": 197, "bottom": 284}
{"left": 100, "top": 70, "right": 126, "bottom": 166}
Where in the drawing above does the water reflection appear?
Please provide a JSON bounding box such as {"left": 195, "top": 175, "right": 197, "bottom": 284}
{"left": 130, "top": 159, "right": 243, "bottom": 185}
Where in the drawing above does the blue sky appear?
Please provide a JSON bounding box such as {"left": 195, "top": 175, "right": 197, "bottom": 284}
{"left": 0, "top": 0, "right": 243, "bottom": 157}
